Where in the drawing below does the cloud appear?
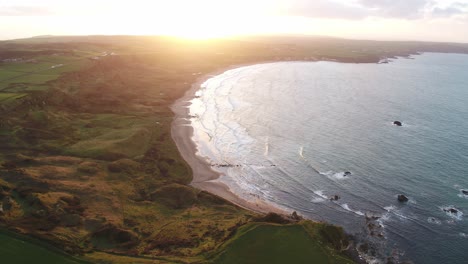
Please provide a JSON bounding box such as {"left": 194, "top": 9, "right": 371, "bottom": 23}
{"left": 0, "top": 5, "right": 53, "bottom": 16}
{"left": 358, "top": 0, "right": 430, "bottom": 19}
{"left": 0, "top": 2, "right": 121, "bottom": 17}
{"left": 278, "top": 0, "right": 368, "bottom": 20}
{"left": 431, "top": 2, "right": 468, "bottom": 17}
{"left": 2, "top": 0, "right": 468, "bottom": 21}
{"left": 277, "top": 0, "right": 436, "bottom": 20}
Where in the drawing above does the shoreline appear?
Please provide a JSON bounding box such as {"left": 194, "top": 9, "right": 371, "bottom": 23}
{"left": 169, "top": 61, "right": 393, "bottom": 264}
{"left": 170, "top": 63, "right": 288, "bottom": 215}
{"left": 168, "top": 56, "right": 410, "bottom": 216}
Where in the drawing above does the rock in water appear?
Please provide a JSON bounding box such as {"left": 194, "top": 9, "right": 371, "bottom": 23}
{"left": 444, "top": 207, "right": 459, "bottom": 214}
{"left": 393, "top": 121, "right": 402, "bottom": 126}
{"left": 461, "top": 190, "right": 468, "bottom": 195}
{"left": 397, "top": 194, "right": 409, "bottom": 202}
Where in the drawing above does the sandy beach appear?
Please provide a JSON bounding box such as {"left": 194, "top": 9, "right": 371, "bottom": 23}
{"left": 171, "top": 65, "right": 288, "bottom": 215}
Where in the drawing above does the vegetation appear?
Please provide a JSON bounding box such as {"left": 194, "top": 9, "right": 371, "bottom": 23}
{"left": 0, "top": 230, "right": 87, "bottom": 264}
{"left": 211, "top": 222, "right": 354, "bottom": 264}
{"left": 1, "top": 35, "right": 467, "bottom": 263}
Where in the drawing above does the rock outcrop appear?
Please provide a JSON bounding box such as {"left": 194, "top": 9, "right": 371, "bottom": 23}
{"left": 443, "top": 207, "right": 459, "bottom": 214}
{"left": 397, "top": 194, "right": 409, "bottom": 202}
{"left": 291, "top": 211, "right": 302, "bottom": 221}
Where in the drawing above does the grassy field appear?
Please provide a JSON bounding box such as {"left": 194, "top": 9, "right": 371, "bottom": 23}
{"left": 0, "top": 231, "right": 87, "bottom": 264}
{"left": 0, "top": 61, "right": 57, "bottom": 73}
{"left": 0, "top": 92, "right": 27, "bottom": 103}
{"left": 0, "top": 70, "right": 27, "bottom": 80}
{"left": 212, "top": 223, "right": 354, "bottom": 264}
{"left": 0, "top": 50, "right": 92, "bottom": 93}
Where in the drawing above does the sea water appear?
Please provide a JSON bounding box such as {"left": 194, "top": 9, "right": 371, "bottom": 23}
{"left": 189, "top": 53, "right": 468, "bottom": 263}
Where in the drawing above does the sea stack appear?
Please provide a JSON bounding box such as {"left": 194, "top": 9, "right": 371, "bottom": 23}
{"left": 393, "top": 121, "right": 402, "bottom": 126}
{"left": 397, "top": 194, "right": 409, "bottom": 202}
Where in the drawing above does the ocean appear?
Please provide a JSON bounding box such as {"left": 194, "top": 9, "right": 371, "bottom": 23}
{"left": 189, "top": 53, "right": 468, "bottom": 263}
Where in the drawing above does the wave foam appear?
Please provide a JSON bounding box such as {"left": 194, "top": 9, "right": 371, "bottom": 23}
{"left": 313, "top": 190, "right": 328, "bottom": 199}
{"left": 320, "top": 171, "right": 350, "bottom": 180}
{"left": 427, "top": 217, "right": 442, "bottom": 225}
{"left": 340, "top": 203, "right": 365, "bottom": 216}
{"left": 299, "top": 146, "right": 305, "bottom": 159}
{"left": 458, "top": 189, "right": 468, "bottom": 199}
{"left": 381, "top": 205, "right": 412, "bottom": 222}
{"left": 311, "top": 197, "right": 325, "bottom": 203}
{"left": 441, "top": 206, "right": 463, "bottom": 220}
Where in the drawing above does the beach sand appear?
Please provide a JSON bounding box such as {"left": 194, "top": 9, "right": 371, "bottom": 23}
{"left": 171, "top": 65, "right": 288, "bottom": 215}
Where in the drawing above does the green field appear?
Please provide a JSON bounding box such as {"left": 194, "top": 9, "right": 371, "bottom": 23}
{"left": 8, "top": 73, "right": 59, "bottom": 84}
{"left": 0, "top": 62, "right": 57, "bottom": 73}
{"left": 0, "top": 52, "right": 91, "bottom": 93}
{"left": 0, "top": 70, "right": 26, "bottom": 81}
{"left": 0, "top": 92, "right": 27, "bottom": 102}
{"left": 212, "top": 223, "right": 354, "bottom": 264}
{"left": 0, "top": 232, "right": 85, "bottom": 264}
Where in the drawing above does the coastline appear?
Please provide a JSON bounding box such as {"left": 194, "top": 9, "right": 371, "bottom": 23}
{"left": 168, "top": 56, "right": 408, "bottom": 216}
{"left": 168, "top": 57, "right": 430, "bottom": 264}
{"left": 170, "top": 63, "right": 288, "bottom": 215}
{"left": 169, "top": 61, "right": 388, "bottom": 264}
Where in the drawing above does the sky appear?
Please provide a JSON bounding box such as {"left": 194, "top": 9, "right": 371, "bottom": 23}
{"left": 1, "top": 0, "right": 468, "bottom": 42}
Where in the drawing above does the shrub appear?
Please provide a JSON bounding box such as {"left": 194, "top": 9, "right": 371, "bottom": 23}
{"left": 107, "top": 158, "right": 140, "bottom": 173}
{"left": 150, "top": 183, "right": 197, "bottom": 209}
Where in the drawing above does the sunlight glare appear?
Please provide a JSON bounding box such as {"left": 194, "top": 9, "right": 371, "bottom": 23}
{"left": 118, "top": 0, "right": 271, "bottom": 39}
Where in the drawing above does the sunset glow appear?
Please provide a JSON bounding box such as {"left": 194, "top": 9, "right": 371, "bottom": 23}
{"left": 1, "top": 0, "right": 468, "bottom": 41}
{"left": 113, "top": 0, "right": 262, "bottom": 39}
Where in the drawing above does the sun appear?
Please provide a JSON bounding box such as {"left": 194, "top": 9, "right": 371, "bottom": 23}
{"left": 108, "top": 0, "right": 267, "bottom": 39}
{"left": 154, "top": 0, "right": 248, "bottom": 39}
